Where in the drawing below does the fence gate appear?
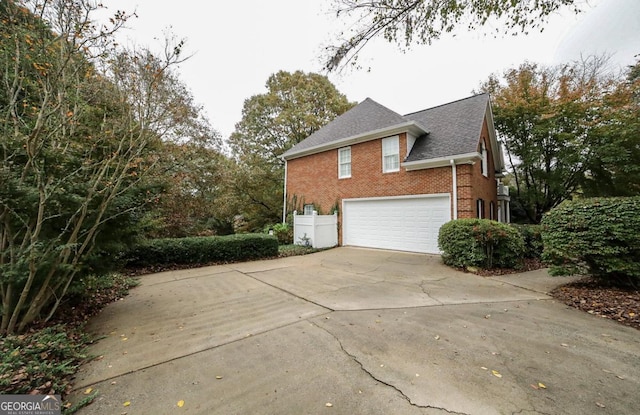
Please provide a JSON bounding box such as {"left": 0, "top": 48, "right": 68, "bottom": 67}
{"left": 293, "top": 211, "right": 338, "bottom": 249}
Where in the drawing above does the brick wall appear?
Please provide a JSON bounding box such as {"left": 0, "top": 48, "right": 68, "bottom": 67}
{"left": 468, "top": 119, "right": 499, "bottom": 219}
{"left": 287, "top": 132, "right": 452, "bottom": 210}
{"left": 286, "top": 123, "right": 500, "bottom": 243}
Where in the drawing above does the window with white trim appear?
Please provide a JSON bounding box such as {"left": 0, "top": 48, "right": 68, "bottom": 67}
{"left": 338, "top": 147, "right": 351, "bottom": 178}
{"left": 382, "top": 136, "right": 399, "bottom": 173}
{"left": 480, "top": 141, "right": 488, "bottom": 177}
{"left": 303, "top": 204, "right": 314, "bottom": 215}
{"left": 489, "top": 201, "right": 495, "bottom": 220}
{"left": 477, "top": 199, "right": 485, "bottom": 219}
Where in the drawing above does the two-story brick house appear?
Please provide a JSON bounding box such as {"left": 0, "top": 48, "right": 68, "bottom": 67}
{"left": 282, "top": 93, "right": 510, "bottom": 254}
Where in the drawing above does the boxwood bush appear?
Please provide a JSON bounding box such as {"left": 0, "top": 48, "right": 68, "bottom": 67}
{"left": 438, "top": 219, "right": 525, "bottom": 269}
{"left": 125, "top": 233, "right": 279, "bottom": 267}
{"left": 512, "top": 224, "right": 544, "bottom": 259}
{"left": 541, "top": 197, "right": 640, "bottom": 283}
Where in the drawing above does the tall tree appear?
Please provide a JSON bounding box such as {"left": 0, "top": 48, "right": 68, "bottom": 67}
{"left": 228, "top": 71, "right": 354, "bottom": 230}
{"left": 150, "top": 140, "right": 238, "bottom": 238}
{"left": 0, "top": 0, "right": 201, "bottom": 333}
{"left": 482, "top": 57, "right": 616, "bottom": 223}
{"left": 324, "top": 0, "right": 581, "bottom": 71}
{"left": 580, "top": 58, "right": 640, "bottom": 196}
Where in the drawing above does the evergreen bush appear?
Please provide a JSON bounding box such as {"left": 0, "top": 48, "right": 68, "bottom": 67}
{"left": 125, "top": 234, "right": 278, "bottom": 266}
{"left": 512, "top": 224, "right": 544, "bottom": 259}
{"left": 541, "top": 197, "right": 640, "bottom": 283}
{"left": 438, "top": 219, "right": 525, "bottom": 269}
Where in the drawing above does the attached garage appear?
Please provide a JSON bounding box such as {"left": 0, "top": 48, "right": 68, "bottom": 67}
{"left": 342, "top": 194, "right": 451, "bottom": 254}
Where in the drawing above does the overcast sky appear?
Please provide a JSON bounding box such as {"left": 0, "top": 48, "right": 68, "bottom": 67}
{"left": 102, "top": 0, "right": 639, "bottom": 141}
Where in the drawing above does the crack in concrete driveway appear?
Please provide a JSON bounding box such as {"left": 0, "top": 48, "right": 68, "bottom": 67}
{"left": 69, "top": 248, "right": 640, "bottom": 415}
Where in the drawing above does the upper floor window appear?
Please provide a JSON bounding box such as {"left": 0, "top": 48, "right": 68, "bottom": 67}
{"left": 481, "top": 141, "right": 488, "bottom": 177}
{"left": 382, "top": 136, "right": 400, "bottom": 173}
{"left": 338, "top": 147, "right": 351, "bottom": 178}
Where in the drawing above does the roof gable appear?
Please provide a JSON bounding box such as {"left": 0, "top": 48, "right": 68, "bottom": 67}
{"left": 283, "top": 98, "right": 410, "bottom": 157}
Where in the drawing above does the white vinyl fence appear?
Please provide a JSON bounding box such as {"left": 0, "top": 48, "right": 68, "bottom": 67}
{"left": 293, "top": 211, "right": 338, "bottom": 249}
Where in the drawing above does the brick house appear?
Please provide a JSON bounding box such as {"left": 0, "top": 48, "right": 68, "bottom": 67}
{"left": 282, "top": 93, "right": 510, "bottom": 254}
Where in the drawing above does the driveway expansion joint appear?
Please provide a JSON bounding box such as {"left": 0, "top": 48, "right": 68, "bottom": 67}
{"left": 312, "top": 321, "right": 470, "bottom": 415}
{"left": 240, "top": 270, "right": 335, "bottom": 312}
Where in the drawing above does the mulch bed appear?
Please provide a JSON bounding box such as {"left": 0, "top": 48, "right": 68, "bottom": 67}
{"left": 550, "top": 278, "right": 640, "bottom": 330}
{"left": 466, "top": 260, "right": 640, "bottom": 331}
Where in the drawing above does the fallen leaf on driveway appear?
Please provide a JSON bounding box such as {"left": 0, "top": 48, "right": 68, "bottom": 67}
{"left": 538, "top": 383, "right": 546, "bottom": 389}
{"left": 123, "top": 401, "right": 130, "bottom": 407}
{"left": 561, "top": 343, "right": 569, "bottom": 347}
{"left": 215, "top": 376, "right": 223, "bottom": 379}
{"left": 325, "top": 402, "right": 333, "bottom": 407}
{"left": 84, "top": 388, "right": 93, "bottom": 395}
{"left": 177, "top": 400, "right": 185, "bottom": 408}
{"left": 480, "top": 367, "right": 488, "bottom": 370}
{"left": 434, "top": 335, "right": 440, "bottom": 340}
{"left": 595, "top": 402, "right": 606, "bottom": 408}
{"left": 491, "top": 370, "right": 502, "bottom": 378}
{"left": 530, "top": 384, "right": 539, "bottom": 390}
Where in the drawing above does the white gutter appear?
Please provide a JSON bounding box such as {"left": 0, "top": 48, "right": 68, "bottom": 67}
{"left": 403, "top": 152, "right": 481, "bottom": 171}
{"left": 282, "top": 159, "right": 288, "bottom": 223}
{"left": 450, "top": 159, "right": 458, "bottom": 220}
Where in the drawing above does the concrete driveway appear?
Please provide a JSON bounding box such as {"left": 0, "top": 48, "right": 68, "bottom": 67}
{"left": 71, "top": 248, "right": 640, "bottom": 414}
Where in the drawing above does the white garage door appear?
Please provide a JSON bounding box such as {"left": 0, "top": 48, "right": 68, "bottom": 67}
{"left": 342, "top": 195, "right": 451, "bottom": 254}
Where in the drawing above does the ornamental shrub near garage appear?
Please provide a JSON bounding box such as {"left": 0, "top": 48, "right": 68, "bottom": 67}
{"left": 125, "top": 233, "right": 279, "bottom": 266}
{"left": 541, "top": 197, "right": 640, "bottom": 283}
{"left": 438, "top": 219, "right": 524, "bottom": 269}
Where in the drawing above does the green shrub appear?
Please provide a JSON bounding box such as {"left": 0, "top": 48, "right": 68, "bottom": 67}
{"left": 438, "top": 219, "right": 525, "bottom": 269}
{"left": 541, "top": 197, "right": 640, "bottom": 283}
{"left": 512, "top": 224, "right": 544, "bottom": 259}
{"left": 125, "top": 233, "right": 278, "bottom": 266}
{"left": 265, "top": 223, "right": 293, "bottom": 245}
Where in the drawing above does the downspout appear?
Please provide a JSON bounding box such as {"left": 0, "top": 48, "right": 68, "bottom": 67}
{"left": 450, "top": 160, "right": 458, "bottom": 220}
{"left": 282, "top": 159, "right": 288, "bottom": 224}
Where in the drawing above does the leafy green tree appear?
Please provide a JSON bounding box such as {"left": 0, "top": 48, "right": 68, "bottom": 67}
{"left": 481, "top": 57, "right": 616, "bottom": 223}
{"left": 0, "top": 0, "right": 199, "bottom": 333}
{"left": 581, "top": 59, "right": 640, "bottom": 197}
{"left": 324, "top": 0, "right": 580, "bottom": 71}
{"left": 228, "top": 70, "right": 354, "bottom": 230}
{"left": 149, "top": 140, "right": 238, "bottom": 237}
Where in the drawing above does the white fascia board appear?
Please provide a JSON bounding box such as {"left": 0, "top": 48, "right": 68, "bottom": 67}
{"left": 282, "top": 122, "right": 427, "bottom": 160}
{"left": 402, "top": 152, "right": 481, "bottom": 171}
{"left": 485, "top": 100, "right": 506, "bottom": 173}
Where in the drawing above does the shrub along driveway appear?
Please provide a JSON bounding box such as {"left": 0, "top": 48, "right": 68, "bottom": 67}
{"left": 71, "top": 248, "right": 640, "bottom": 415}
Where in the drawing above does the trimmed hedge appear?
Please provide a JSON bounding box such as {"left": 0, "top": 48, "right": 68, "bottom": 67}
{"left": 541, "top": 197, "right": 640, "bottom": 282}
{"left": 438, "top": 219, "right": 525, "bottom": 269}
{"left": 125, "top": 233, "right": 279, "bottom": 267}
{"left": 512, "top": 224, "right": 544, "bottom": 259}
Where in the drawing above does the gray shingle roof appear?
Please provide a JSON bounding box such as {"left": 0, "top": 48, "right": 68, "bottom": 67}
{"left": 282, "top": 93, "right": 491, "bottom": 163}
{"left": 404, "top": 93, "right": 490, "bottom": 162}
{"left": 283, "top": 98, "right": 409, "bottom": 156}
